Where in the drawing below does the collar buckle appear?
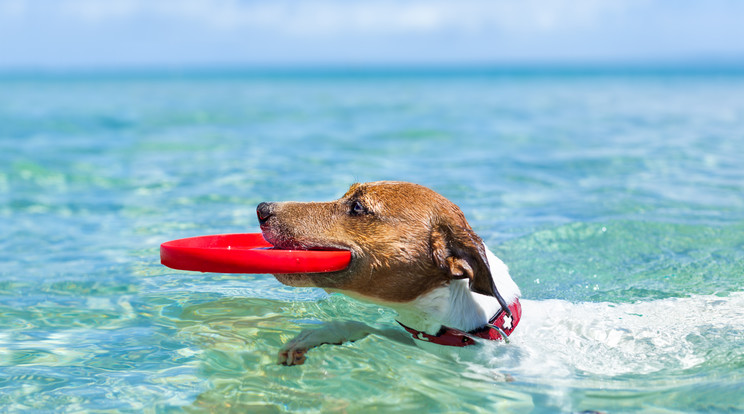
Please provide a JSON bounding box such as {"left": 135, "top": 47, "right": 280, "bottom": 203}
{"left": 485, "top": 323, "right": 510, "bottom": 343}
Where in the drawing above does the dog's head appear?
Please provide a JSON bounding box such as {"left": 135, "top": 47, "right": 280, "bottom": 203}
{"left": 257, "top": 181, "right": 496, "bottom": 303}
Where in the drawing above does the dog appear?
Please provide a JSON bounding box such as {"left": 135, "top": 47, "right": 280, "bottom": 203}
{"left": 257, "top": 181, "right": 521, "bottom": 365}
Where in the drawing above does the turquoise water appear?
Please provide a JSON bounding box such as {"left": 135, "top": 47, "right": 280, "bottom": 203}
{"left": 1, "top": 69, "right": 743, "bottom": 413}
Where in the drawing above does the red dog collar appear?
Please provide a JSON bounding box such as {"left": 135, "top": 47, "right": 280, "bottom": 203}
{"left": 397, "top": 298, "right": 522, "bottom": 347}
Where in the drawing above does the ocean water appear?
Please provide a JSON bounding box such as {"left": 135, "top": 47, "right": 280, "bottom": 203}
{"left": 1, "top": 69, "right": 743, "bottom": 413}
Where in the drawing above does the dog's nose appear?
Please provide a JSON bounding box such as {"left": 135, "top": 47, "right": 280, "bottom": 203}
{"left": 256, "top": 202, "right": 275, "bottom": 225}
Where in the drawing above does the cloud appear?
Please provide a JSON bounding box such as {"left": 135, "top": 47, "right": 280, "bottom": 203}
{"left": 1, "top": 0, "right": 743, "bottom": 67}
{"left": 1, "top": 0, "right": 647, "bottom": 35}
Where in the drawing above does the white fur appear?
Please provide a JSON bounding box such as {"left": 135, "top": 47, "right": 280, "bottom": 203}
{"left": 278, "top": 320, "right": 371, "bottom": 365}
{"left": 390, "top": 245, "right": 521, "bottom": 335}
{"left": 279, "top": 245, "right": 521, "bottom": 364}
{"left": 484, "top": 247, "right": 521, "bottom": 305}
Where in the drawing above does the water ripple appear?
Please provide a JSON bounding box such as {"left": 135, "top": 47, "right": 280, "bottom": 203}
{"left": 1, "top": 72, "right": 743, "bottom": 412}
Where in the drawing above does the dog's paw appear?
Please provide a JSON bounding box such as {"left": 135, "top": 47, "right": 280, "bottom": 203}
{"left": 277, "top": 321, "right": 372, "bottom": 366}
{"left": 278, "top": 328, "right": 337, "bottom": 366}
{"left": 278, "top": 345, "right": 308, "bottom": 366}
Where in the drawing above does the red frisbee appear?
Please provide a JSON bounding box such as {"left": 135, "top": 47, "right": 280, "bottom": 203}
{"left": 160, "top": 233, "right": 351, "bottom": 274}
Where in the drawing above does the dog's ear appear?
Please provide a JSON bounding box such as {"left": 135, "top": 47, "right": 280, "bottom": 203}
{"left": 430, "top": 223, "right": 496, "bottom": 297}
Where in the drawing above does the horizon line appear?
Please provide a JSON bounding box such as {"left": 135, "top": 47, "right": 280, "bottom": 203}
{"left": 2, "top": 59, "right": 744, "bottom": 79}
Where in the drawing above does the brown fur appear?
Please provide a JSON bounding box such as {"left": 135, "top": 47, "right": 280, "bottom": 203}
{"left": 258, "top": 181, "right": 494, "bottom": 303}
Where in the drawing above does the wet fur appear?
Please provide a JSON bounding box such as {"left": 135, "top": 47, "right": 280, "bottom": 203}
{"left": 258, "top": 181, "right": 520, "bottom": 365}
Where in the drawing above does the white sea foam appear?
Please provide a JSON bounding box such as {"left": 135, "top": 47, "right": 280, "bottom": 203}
{"left": 482, "top": 292, "right": 744, "bottom": 380}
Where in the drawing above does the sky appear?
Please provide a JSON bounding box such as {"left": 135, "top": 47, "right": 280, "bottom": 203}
{"left": 1, "top": 0, "right": 743, "bottom": 69}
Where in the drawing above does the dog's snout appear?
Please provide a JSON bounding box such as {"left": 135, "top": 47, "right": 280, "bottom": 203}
{"left": 256, "top": 202, "right": 275, "bottom": 225}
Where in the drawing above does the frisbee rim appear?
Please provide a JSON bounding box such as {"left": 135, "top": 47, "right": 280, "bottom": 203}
{"left": 160, "top": 233, "right": 351, "bottom": 274}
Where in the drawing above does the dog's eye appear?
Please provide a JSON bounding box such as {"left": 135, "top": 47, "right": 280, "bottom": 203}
{"left": 350, "top": 200, "right": 368, "bottom": 216}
